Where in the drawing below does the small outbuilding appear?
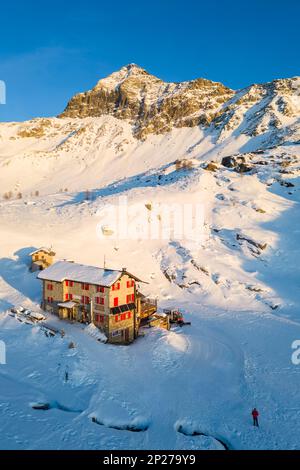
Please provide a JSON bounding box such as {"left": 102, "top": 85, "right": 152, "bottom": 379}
{"left": 30, "top": 247, "right": 56, "bottom": 272}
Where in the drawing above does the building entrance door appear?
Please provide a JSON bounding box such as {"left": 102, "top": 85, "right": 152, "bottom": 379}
{"left": 124, "top": 328, "right": 130, "bottom": 342}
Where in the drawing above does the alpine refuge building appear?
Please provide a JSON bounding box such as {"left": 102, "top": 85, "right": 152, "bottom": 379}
{"left": 37, "top": 260, "right": 157, "bottom": 344}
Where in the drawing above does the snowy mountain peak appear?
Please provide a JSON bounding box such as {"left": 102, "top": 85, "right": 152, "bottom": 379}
{"left": 94, "top": 63, "right": 153, "bottom": 91}
{"left": 59, "top": 66, "right": 233, "bottom": 138}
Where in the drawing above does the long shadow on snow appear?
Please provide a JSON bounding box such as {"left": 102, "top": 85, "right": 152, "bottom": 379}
{"left": 230, "top": 171, "right": 300, "bottom": 320}
{"left": 0, "top": 246, "right": 40, "bottom": 308}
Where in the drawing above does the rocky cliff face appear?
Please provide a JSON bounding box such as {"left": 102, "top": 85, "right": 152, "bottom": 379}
{"left": 59, "top": 64, "right": 234, "bottom": 138}
{"left": 59, "top": 64, "right": 300, "bottom": 145}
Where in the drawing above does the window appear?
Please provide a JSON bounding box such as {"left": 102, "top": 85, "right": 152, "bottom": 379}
{"left": 97, "top": 286, "right": 104, "bottom": 293}
{"left": 120, "top": 313, "right": 126, "bottom": 321}
{"left": 127, "top": 280, "right": 135, "bottom": 288}
{"left": 113, "top": 297, "right": 119, "bottom": 307}
{"left": 65, "top": 280, "right": 74, "bottom": 287}
{"left": 65, "top": 293, "right": 73, "bottom": 301}
{"left": 96, "top": 297, "right": 104, "bottom": 305}
{"left": 112, "top": 283, "right": 120, "bottom": 291}
{"left": 47, "top": 283, "right": 53, "bottom": 291}
{"left": 127, "top": 293, "right": 135, "bottom": 303}
{"left": 47, "top": 296, "right": 53, "bottom": 303}
{"left": 81, "top": 295, "right": 90, "bottom": 305}
{"left": 81, "top": 283, "right": 89, "bottom": 290}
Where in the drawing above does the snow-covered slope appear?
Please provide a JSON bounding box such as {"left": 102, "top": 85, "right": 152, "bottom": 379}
{"left": 0, "top": 65, "right": 299, "bottom": 196}
{"left": 0, "top": 66, "right": 300, "bottom": 450}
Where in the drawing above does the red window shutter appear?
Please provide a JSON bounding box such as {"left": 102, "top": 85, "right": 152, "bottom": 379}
{"left": 95, "top": 314, "right": 99, "bottom": 322}
{"left": 85, "top": 296, "right": 90, "bottom": 305}
{"left": 100, "top": 297, "right": 104, "bottom": 305}
{"left": 121, "top": 313, "right": 126, "bottom": 321}
{"left": 86, "top": 284, "right": 89, "bottom": 290}
{"left": 65, "top": 293, "right": 69, "bottom": 301}
{"left": 70, "top": 294, "right": 73, "bottom": 300}
{"left": 127, "top": 312, "right": 131, "bottom": 319}
{"left": 126, "top": 294, "right": 130, "bottom": 303}
{"left": 81, "top": 283, "right": 84, "bottom": 290}
{"left": 127, "top": 281, "right": 129, "bottom": 288}
{"left": 70, "top": 281, "right": 73, "bottom": 287}
{"left": 100, "top": 315, "right": 104, "bottom": 322}
{"left": 117, "top": 283, "right": 120, "bottom": 290}
{"left": 115, "top": 315, "right": 119, "bottom": 322}
{"left": 114, "top": 297, "right": 119, "bottom": 307}
{"left": 66, "top": 280, "right": 69, "bottom": 287}
{"left": 81, "top": 295, "right": 84, "bottom": 304}
{"left": 131, "top": 280, "right": 135, "bottom": 287}
{"left": 131, "top": 294, "right": 135, "bottom": 302}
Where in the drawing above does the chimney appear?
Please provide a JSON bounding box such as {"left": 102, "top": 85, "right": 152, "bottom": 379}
{"left": 122, "top": 267, "right": 127, "bottom": 272}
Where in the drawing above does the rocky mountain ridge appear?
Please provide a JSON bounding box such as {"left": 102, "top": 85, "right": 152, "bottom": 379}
{"left": 59, "top": 64, "right": 300, "bottom": 144}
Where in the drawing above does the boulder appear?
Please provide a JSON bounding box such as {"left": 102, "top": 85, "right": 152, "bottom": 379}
{"left": 221, "top": 156, "right": 236, "bottom": 168}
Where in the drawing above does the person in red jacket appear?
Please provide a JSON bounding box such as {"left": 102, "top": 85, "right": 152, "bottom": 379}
{"left": 252, "top": 408, "right": 259, "bottom": 427}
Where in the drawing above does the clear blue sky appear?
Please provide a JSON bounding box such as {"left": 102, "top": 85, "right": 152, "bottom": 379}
{"left": 0, "top": 0, "right": 299, "bottom": 121}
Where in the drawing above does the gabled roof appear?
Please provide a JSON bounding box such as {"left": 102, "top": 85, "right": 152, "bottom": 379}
{"left": 37, "top": 260, "right": 145, "bottom": 286}
{"left": 29, "top": 247, "right": 55, "bottom": 256}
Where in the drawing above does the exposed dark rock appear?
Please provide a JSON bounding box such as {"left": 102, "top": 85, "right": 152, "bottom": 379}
{"left": 234, "top": 163, "right": 253, "bottom": 173}
{"left": 236, "top": 234, "right": 267, "bottom": 251}
{"left": 280, "top": 180, "right": 295, "bottom": 188}
{"left": 204, "top": 162, "right": 218, "bottom": 172}
{"left": 221, "top": 156, "right": 236, "bottom": 168}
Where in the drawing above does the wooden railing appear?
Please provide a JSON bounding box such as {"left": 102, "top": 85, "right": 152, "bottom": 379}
{"left": 138, "top": 297, "right": 157, "bottom": 318}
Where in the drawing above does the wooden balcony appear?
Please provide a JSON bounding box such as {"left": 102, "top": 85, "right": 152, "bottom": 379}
{"left": 137, "top": 295, "right": 157, "bottom": 319}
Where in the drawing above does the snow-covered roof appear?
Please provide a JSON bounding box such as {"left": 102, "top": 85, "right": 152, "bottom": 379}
{"left": 57, "top": 301, "right": 78, "bottom": 308}
{"left": 29, "top": 247, "right": 55, "bottom": 256}
{"left": 37, "top": 260, "right": 143, "bottom": 286}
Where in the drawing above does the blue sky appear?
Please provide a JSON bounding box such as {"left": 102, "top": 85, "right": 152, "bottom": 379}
{"left": 0, "top": 0, "right": 299, "bottom": 121}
